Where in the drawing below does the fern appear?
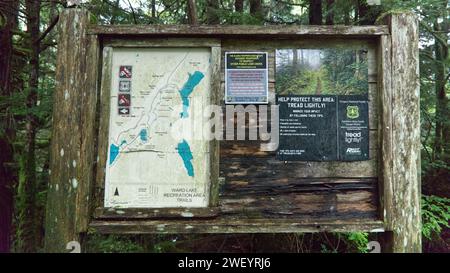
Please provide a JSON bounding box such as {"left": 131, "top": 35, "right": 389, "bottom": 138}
{"left": 422, "top": 195, "right": 450, "bottom": 240}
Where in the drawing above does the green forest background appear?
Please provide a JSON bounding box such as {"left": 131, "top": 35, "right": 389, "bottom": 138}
{"left": 276, "top": 48, "right": 369, "bottom": 95}
{"left": 0, "top": 0, "right": 449, "bottom": 253}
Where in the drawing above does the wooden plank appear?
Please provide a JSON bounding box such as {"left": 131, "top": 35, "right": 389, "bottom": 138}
{"left": 89, "top": 219, "right": 385, "bottom": 234}
{"left": 219, "top": 180, "right": 378, "bottom": 219}
{"left": 44, "top": 8, "right": 99, "bottom": 253}
{"left": 380, "top": 13, "right": 421, "bottom": 253}
{"left": 94, "top": 46, "right": 113, "bottom": 209}
{"left": 76, "top": 30, "right": 100, "bottom": 234}
{"left": 220, "top": 156, "right": 377, "bottom": 178}
{"left": 88, "top": 25, "right": 389, "bottom": 37}
{"left": 219, "top": 191, "right": 377, "bottom": 219}
{"left": 221, "top": 177, "right": 376, "bottom": 192}
{"left": 378, "top": 34, "right": 392, "bottom": 227}
{"left": 94, "top": 207, "right": 220, "bottom": 219}
{"left": 209, "top": 46, "right": 221, "bottom": 207}
{"left": 389, "top": 13, "right": 421, "bottom": 253}
{"left": 221, "top": 38, "right": 378, "bottom": 50}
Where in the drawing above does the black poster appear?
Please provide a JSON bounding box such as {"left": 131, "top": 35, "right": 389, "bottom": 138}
{"left": 277, "top": 95, "right": 369, "bottom": 161}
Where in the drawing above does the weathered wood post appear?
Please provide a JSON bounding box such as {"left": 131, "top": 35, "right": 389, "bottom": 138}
{"left": 44, "top": 8, "right": 99, "bottom": 252}
{"left": 378, "top": 12, "right": 421, "bottom": 252}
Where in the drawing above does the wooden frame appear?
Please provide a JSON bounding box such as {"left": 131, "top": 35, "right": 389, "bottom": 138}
{"left": 95, "top": 38, "right": 222, "bottom": 219}
{"left": 45, "top": 8, "right": 421, "bottom": 253}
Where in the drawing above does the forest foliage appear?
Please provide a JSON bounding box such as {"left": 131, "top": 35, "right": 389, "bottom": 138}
{"left": 0, "top": 0, "right": 449, "bottom": 253}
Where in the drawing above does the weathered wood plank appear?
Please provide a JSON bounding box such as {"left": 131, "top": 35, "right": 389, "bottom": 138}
{"left": 220, "top": 156, "right": 377, "bottom": 178}
{"left": 378, "top": 34, "right": 392, "bottom": 227}
{"left": 88, "top": 25, "right": 389, "bottom": 36}
{"left": 94, "top": 207, "right": 220, "bottom": 219}
{"left": 379, "top": 13, "right": 421, "bottom": 253}
{"left": 209, "top": 45, "right": 221, "bottom": 207}
{"left": 89, "top": 219, "right": 385, "bottom": 234}
{"left": 222, "top": 178, "right": 377, "bottom": 193}
{"left": 76, "top": 29, "right": 100, "bottom": 234}
{"left": 221, "top": 38, "right": 378, "bottom": 51}
{"left": 94, "top": 46, "right": 113, "bottom": 209}
{"left": 44, "top": 8, "right": 99, "bottom": 253}
{"left": 219, "top": 192, "right": 377, "bottom": 219}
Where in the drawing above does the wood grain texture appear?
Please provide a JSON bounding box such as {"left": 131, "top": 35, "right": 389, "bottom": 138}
{"left": 94, "top": 46, "right": 113, "bottom": 210}
{"left": 382, "top": 13, "right": 421, "bottom": 253}
{"left": 89, "top": 219, "right": 385, "bottom": 234}
{"left": 94, "top": 207, "right": 220, "bottom": 219}
{"left": 209, "top": 46, "right": 221, "bottom": 206}
{"left": 44, "top": 8, "right": 99, "bottom": 252}
{"left": 88, "top": 24, "right": 389, "bottom": 36}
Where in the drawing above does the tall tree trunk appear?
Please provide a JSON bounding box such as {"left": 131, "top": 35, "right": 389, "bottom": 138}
{"left": 292, "top": 49, "right": 299, "bottom": 74}
{"left": 433, "top": 19, "right": 449, "bottom": 163}
{"left": 0, "top": 0, "right": 19, "bottom": 253}
{"left": 249, "top": 0, "right": 263, "bottom": 22}
{"left": 357, "top": 0, "right": 368, "bottom": 24}
{"left": 18, "top": 0, "right": 40, "bottom": 253}
{"left": 110, "top": 0, "right": 121, "bottom": 24}
{"left": 187, "top": 0, "right": 199, "bottom": 25}
{"left": 151, "top": 0, "right": 156, "bottom": 19}
{"left": 206, "top": 0, "right": 220, "bottom": 24}
{"left": 235, "top": 0, "right": 244, "bottom": 12}
{"left": 357, "top": 0, "right": 381, "bottom": 25}
{"left": 308, "top": 0, "right": 322, "bottom": 25}
{"left": 325, "top": 0, "right": 334, "bottom": 25}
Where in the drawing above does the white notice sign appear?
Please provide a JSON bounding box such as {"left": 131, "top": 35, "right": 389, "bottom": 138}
{"left": 104, "top": 48, "right": 211, "bottom": 208}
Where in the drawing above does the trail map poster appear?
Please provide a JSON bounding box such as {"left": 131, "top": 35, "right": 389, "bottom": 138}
{"left": 104, "top": 48, "right": 211, "bottom": 208}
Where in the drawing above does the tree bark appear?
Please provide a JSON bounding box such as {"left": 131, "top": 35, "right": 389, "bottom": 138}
{"left": 249, "top": 0, "right": 263, "bottom": 22}
{"left": 357, "top": 0, "right": 381, "bottom": 25}
{"left": 151, "top": 0, "right": 156, "bottom": 19}
{"left": 110, "top": 0, "right": 121, "bottom": 24}
{"left": 18, "top": 0, "right": 40, "bottom": 253}
{"left": 309, "top": 0, "right": 322, "bottom": 25}
{"left": 187, "top": 0, "right": 199, "bottom": 25}
{"left": 206, "top": 0, "right": 220, "bottom": 24}
{"left": 235, "top": 0, "right": 244, "bottom": 12}
{"left": 325, "top": 0, "right": 334, "bottom": 25}
{"left": 0, "top": 0, "right": 19, "bottom": 253}
{"left": 433, "top": 18, "right": 449, "bottom": 164}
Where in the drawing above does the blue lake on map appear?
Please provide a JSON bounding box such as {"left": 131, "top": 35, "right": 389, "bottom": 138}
{"left": 177, "top": 139, "right": 194, "bottom": 177}
{"left": 109, "top": 140, "right": 127, "bottom": 165}
{"left": 139, "top": 129, "right": 148, "bottom": 142}
{"left": 179, "top": 71, "right": 204, "bottom": 118}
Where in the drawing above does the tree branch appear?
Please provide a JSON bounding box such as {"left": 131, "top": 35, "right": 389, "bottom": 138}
{"left": 36, "top": 14, "right": 59, "bottom": 44}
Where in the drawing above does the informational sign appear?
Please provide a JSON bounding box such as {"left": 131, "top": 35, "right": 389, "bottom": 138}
{"left": 337, "top": 95, "right": 370, "bottom": 161}
{"left": 104, "top": 48, "right": 211, "bottom": 208}
{"left": 225, "top": 52, "right": 268, "bottom": 104}
{"left": 277, "top": 95, "right": 369, "bottom": 161}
